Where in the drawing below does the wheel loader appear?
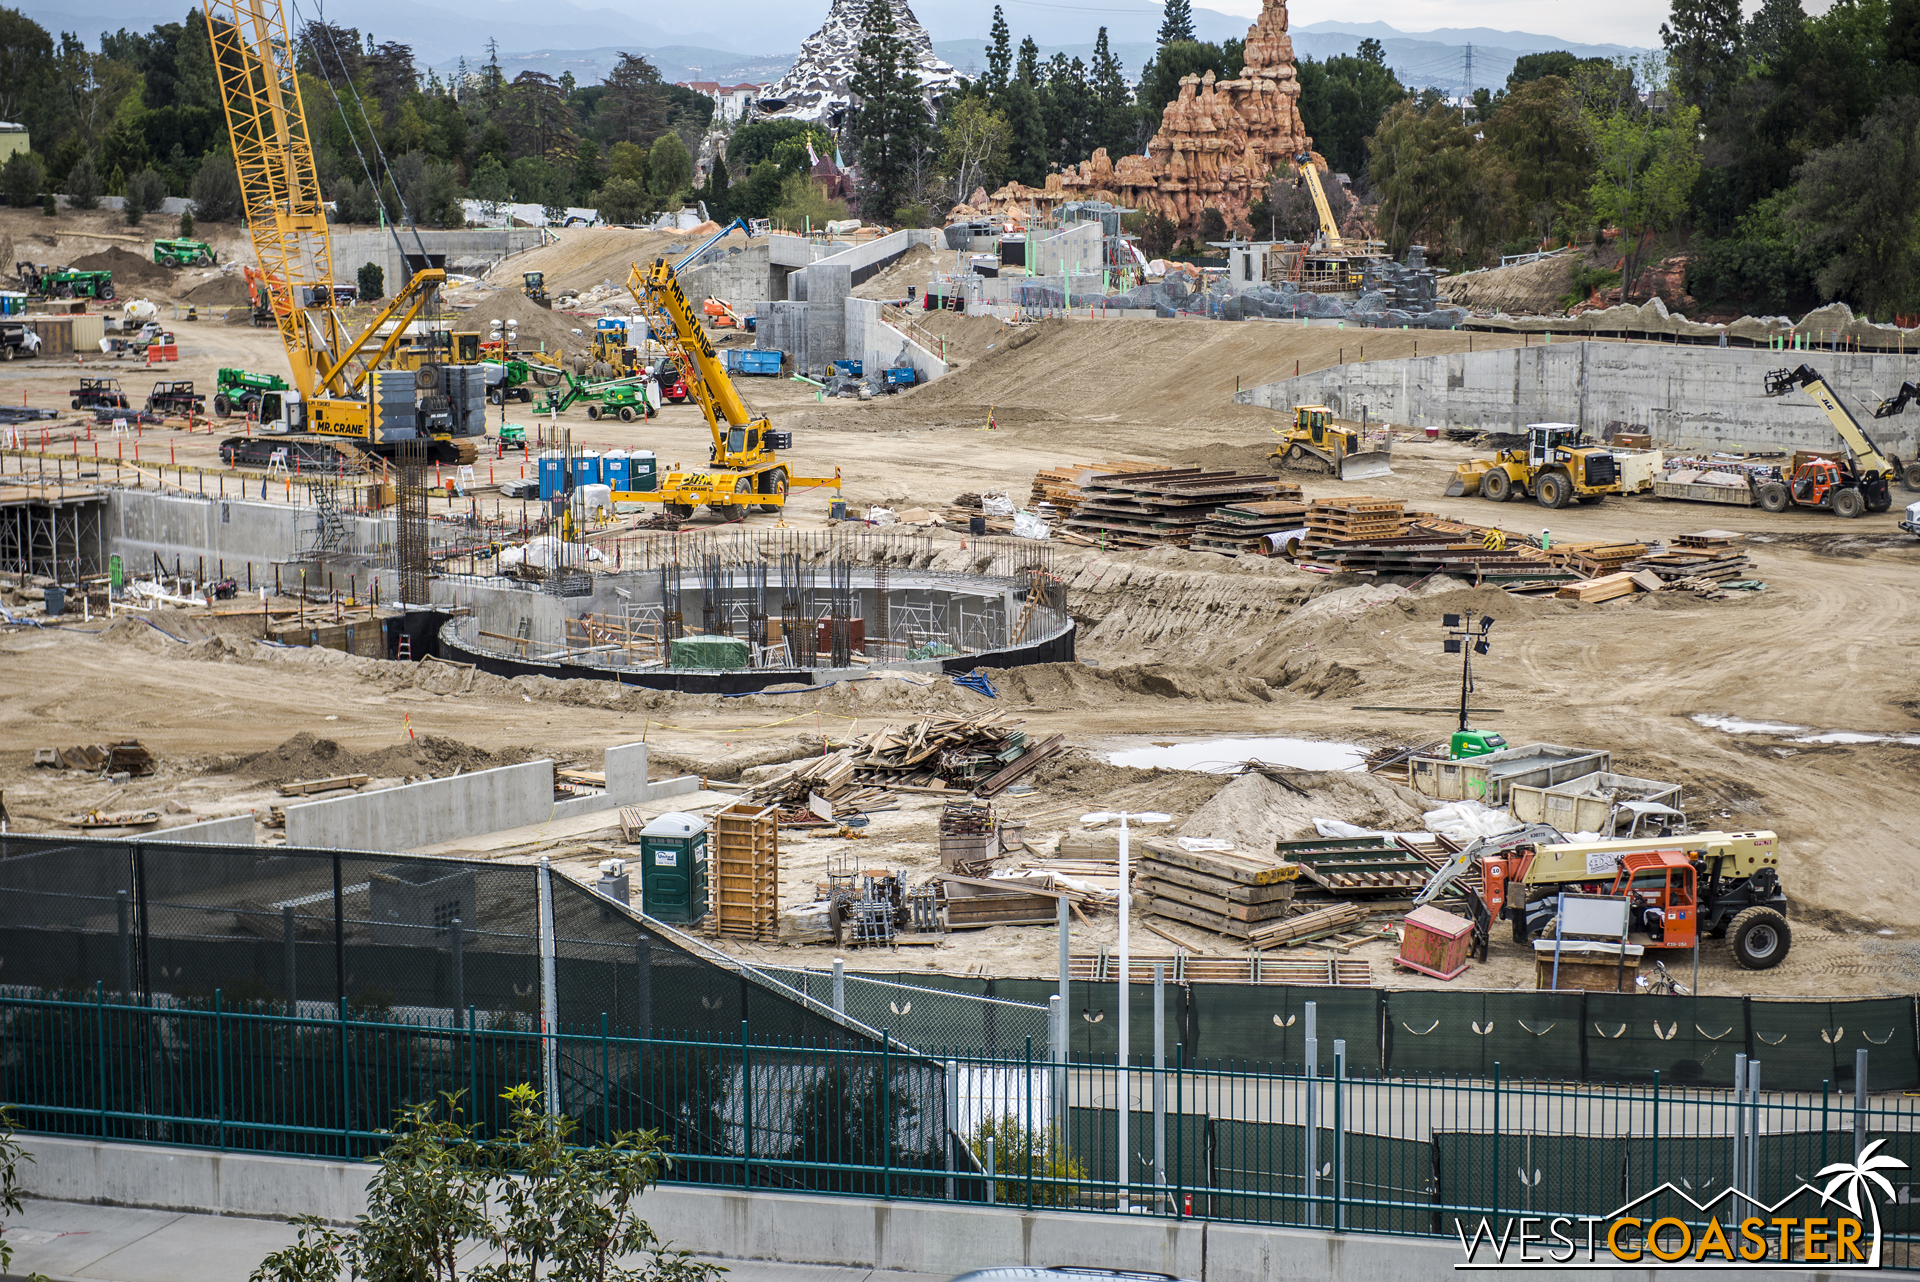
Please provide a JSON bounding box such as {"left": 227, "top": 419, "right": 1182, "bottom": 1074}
{"left": 1445, "top": 423, "right": 1621, "bottom": 509}
{"left": 1271, "top": 404, "right": 1394, "bottom": 480}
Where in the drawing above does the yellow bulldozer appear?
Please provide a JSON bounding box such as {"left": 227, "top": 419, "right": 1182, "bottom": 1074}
{"left": 1271, "top": 404, "right": 1394, "bottom": 481}
{"left": 1445, "top": 423, "right": 1621, "bottom": 509}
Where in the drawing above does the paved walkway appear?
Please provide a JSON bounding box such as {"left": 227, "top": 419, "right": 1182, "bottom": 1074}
{"left": 3, "top": 1198, "right": 948, "bottom": 1282}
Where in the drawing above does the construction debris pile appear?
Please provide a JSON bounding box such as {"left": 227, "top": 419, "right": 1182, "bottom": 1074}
{"left": 1061, "top": 469, "right": 1297, "bottom": 548}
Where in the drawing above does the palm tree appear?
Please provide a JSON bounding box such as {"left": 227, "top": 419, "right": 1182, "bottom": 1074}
{"left": 1816, "top": 1137, "right": 1908, "bottom": 1266}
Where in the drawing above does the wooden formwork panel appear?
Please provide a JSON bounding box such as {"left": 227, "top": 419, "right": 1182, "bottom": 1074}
{"left": 713, "top": 802, "right": 779, "bottom": 940}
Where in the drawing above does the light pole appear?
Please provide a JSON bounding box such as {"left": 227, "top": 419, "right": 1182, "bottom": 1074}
{"left": 1080, "top": 808, "right": 1170, "bottom": 1212}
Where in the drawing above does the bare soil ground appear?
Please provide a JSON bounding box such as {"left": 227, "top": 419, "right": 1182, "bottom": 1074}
{"left": 4, "top": 301, "right": 1918, "bottom": 1000}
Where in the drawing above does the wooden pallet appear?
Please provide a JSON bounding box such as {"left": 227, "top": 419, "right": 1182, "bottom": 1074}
{"left": 713, "top": 802, "right": 779, "bottom": 940}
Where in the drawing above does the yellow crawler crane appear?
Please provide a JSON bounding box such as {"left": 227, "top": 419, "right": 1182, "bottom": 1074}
{"left": 613, "top": 221, "right": 841, "bottom": 518}
{"left": 203, "top": 0, "right": 483, "bottom": 463}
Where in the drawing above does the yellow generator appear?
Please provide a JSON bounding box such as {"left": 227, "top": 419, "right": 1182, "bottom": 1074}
{"left": 1446, "top": 423, "right": 1621, "bottom": 509}
{"left": 1271, "top": 404, "right": 1393, "bottom": 481}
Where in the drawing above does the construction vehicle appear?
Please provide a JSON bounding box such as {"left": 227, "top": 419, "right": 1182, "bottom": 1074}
{"left": 201, "top": 0, "right": 487, "bottom": 466}
{"left": 1271, "top": 403, "right": 1393, "bottom": 480}
{"left": 655, "top": 357, "right": 690, "bottom": 403}
{"left": 0, "top": 321, "right": 42, "bottom": 359}
{"left": 212, "top": 368, "right": 290, "bottom": 417}
{"left": 1760, "top": 365, "right": 1908, "bottom": 514}
{"left": 523, "top": 272, "right": 551, "bottom": 308}
{"left": 584, "top": 384, "right": 655, "bottom": 422}
{"left": 17, "top": 262, "right": 114, "bottom": 300}
{"left": 584, "top": 318, "right": 646, "bottom": 380}
{"left": 703, "top": 297, "right": 744, "bottom": 329}
{"left": 153, "top": 238, "right": 217, "bottom": 267}
{"left": 617, "top": 219, "right": 840, "bottom": 519}
{"left": 145, "top": 380, "right": 206, "bottom": 417}
{"left": 1902, "top": 499, "right": 1920, "bottom": 538}
{"left": 1294, "top": 151, "right": 1346, "bottom": 253}
{"left": 1480, "top": 829, "right": 1790, "bottom": 969}
{"left": 1446, "top": 423, "right": 1620, "bottom": 508}
{"left": 537, "top": 369, "right": 655, "bottom": 419}
{"left": 71, "top": 377, "right": 130, "bottom": 411}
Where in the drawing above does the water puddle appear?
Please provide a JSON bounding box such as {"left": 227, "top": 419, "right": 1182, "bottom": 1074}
{"left": 1691, "top": 713, "right": 1920, "bottom": 747}
{"left": 1106, "top": 736, "right": 1365, "bottom": 774}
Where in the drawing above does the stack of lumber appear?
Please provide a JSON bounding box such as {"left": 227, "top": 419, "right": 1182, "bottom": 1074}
{"left": 1622, "top": 547, "right": 1753, "bottom": 584}
{"left": 1302, "top": 497, "right": 1407, "bottom": 548}
{"left": 1675, "top": 530, "right": 1744, "bottom": 551}
{"left": 1304, "top": 530, "right": 1582, "bottom": 589}
{"left": 1136, "top": 839, "right": 1302, "bottom": 939}
{"left": 1554, "top": 542, "right": 1648, "bottom": 576}
{"left": 1009, "top": 857, "right": 1121, "bottom": 913}
{"left": 1029, "top": 460, "right": 1158, "bottom": 517}
{"left": 1071, "top": 950, "right": 1371, "bottom": 985}
{"left": 1246, "top": 901, "right": 1374, "bottom": 948}
{"left": 1061, "top": 469, "right": 1291, "bottom": 548}
{"left": 713, "top": 802, "right": 779, "bottom": 942}
{"left": 1190, "top": 497, "right": 1311, "bottom": 556}
{"left": 743, "top": 716, "right": 1064, "bottom": 800}
{"left": 1553, "top": 571, "right": 1642, "bottom": 603}
{"left": 1279, "top": 836, "right": 1437, "bottom": 902}
{"left": 740, "top": 750, "right": 898, "bottom": 819}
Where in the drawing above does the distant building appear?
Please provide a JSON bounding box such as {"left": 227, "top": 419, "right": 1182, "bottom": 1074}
{"left": 678, "top": 82, "right": 763, "bottom": 124}
{"left": 0, "top": 123, "right": 29, "bottom": 161}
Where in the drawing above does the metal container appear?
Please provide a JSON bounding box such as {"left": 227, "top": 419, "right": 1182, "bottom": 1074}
{"left": 1410, "top": 742, "right": 1612, "bottom": 804}
{"left": 1509, "top": 771, "right": 1683, "bottom": 834}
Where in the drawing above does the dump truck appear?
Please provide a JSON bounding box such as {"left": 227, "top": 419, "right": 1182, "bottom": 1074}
{"left": 1446, "top": 423, "right": 1620, "bottom": 508}
{"left": 213, "top": 368, "right": 290, "bottom": 417}
{"left": 153, "top": 238, "right": 217, "bottom": 267}
{"left": 1271, "top": 403, "right": 1393, "bottom": 480}
{"left": 1480, "top": 829, "right": 1790, "bottom": 969}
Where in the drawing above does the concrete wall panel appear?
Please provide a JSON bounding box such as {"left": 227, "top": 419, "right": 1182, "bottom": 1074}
{"left": 284, "top": 760, "right": 554, "bottom": 851}
{"left": 155, "top": 813, "right": 256, "bottom": 845}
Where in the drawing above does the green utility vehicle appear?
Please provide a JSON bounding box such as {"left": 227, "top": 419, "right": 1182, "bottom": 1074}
{"left": 17, "top": 262, "right": 114, "bottom": 300}
{"left": 584, "top": 384, "right": 655, "bottom": 422}
{"left": 153, "top": 238, "right": 217, "bottom": 267}
{"left": 213, "top": 367, "right": 291, "bottom": 417}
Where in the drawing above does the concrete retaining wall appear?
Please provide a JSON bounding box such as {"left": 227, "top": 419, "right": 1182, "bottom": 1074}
{"left": 332, "top": 229, "right": 546, "bottom": 303}
{"left": 16, "top": 1136, "right": 1827, "bottom": 1282}
{"left": 283, "top": 744, "right": 699, "bottom": 849}
{"left": 1235, "top": 341, "right": 1920, "bottom": 456}
{"left": 107, "top": 490, "right": 392, "bottom": 587}
{"left": 155, "top": 813, "right": 256, "bottom": 845}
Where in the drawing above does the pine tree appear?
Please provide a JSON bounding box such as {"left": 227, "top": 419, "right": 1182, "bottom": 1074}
{"left": 1742, "top": 0, "right": 1803, "bottom": 70}
{"left": 848, "top": 0, "right": 930, "bottom": 222}
{"left": 1660, "top": 0, "right": 1743, "bottom": 109}
{"left": 1016, "top": 36, "right": 1040, "bottom": 89}
{"left": 1157, "top": 0, "right": 1195, "bottom": 48}
{"left": 1091, "top": 28, "right": 1135, "bottom": 157}
{"left": 985, "top": 6, "right": 1012, "bottom": 100}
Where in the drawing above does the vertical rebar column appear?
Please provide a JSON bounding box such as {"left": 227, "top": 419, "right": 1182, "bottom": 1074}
{"left": 874, "top": 557, "right": 890, "bottom": 659}
{"left": 395, "top": 439, "right": 429, "bottom": 605}
{"left": 828, "top": 551, "right": 852, "bottom": 668}
{"left": 747, "top": 559, "right": 768, "bottom": 656}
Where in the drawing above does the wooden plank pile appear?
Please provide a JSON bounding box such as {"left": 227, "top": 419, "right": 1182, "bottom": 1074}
{"left": 1190, "top": 497, "right": 1311, "bottom": 556}
{"left": 1061, "top": 469, "right": 1291, "bottom": 548}
{"left": 1070, "top": 950, "right": 1371, "bottom": 985}
{"left": 940, "top": 873, "right": 1061, "bottom": 928}
{"left": 1554, "top": 571, "right": 1642, "bottom": 603}
{"left": 1245, "top": 901, "right": 1375, "bottom": 948}
{"left": 1136, "top": 839, "right": 1302, "bottom": 939}
{"left": 1029, "top": 460, "right": 1158, "bottom": 517}
{"left": 1302, "top": 497, "right": 1407, "bottom": 547}
{"left": 1279, "top": 836, "right": 1436, "bottom": 901}
{"left": 1556, "top": 542, "right": 1648, "bottom": 576}
{"left": 1622, "top": 547, "right": 1754, "bottom": 584}
{"left": 742, "top": 717, "right": 1061, "bottom": 806}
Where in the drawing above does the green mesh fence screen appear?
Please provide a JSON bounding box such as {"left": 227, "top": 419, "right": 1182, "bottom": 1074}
{"left": 1184, "top": 984, "right": 1383, "bottom": 1074}
{"left": 1385, "top": 991, "right": 1585, "bottom": 1080}
{"left": 1584, "top": 994, "right": 1749, "bottom": 1085}
{"left": 1062, "top": 1105, "right": 1208, "bottom": 1192}
{"left": 1748, "top": 998, "right": 1920, "bottom": 1092}
{"left": 1435, "top": 1132, "right": 1628, "bottom": 1222}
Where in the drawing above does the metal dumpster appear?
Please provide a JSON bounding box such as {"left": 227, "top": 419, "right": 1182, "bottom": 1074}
{"left": 1410, "top": 742, "right": 1611, "bottom": 805}
{"left": 1508, "top": 771, "right": 1683, "bottom": 833}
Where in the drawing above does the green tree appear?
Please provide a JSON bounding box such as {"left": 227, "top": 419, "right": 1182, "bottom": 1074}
{"left": 1661, "top": 0, "right": 1744, "bottom": 110}
{"left": 769, "top": 173, "right": 847, "bottom": 230}
{"left": 1000, "top": 80, "right": 1047, "bottom": 185}
{"left": 1742, "top": 0, "right": 1805, "bottom": 71}
{"left": 508, "top": 155, "right": 553, "bottom": 206}
{"left": 1686, "top": 188, "right": 1818, "bottom": 309}
{"left": 847, "top": 0, "right": 929, "bottom": 222}
{"left": 1369, "top": 99, "right": 1515, "bottom": 262}
{"left": 1786, "top": 94, "right": 1920, "bottom": 318}
{"left": 188, "top": 151, "right": 241, "bottom": 221}
{"left": 1482, "top": 76, "right": 1594, "bottom": 239}
{"left": 0, "top": 9, "right": 53, "bottom": 131}
{"left": 1016, "top": 36, "right": 1039, "bottom": 89}
{"left": 572, "top": 140, "right": 604, "bottom": 205}
{"left": 1157, "top": 0, "right": 1196, "bottom": 48}
{"left": 1090, "top": 27, "right": 1135, "bottom": 156}
{"left": 0, "top": 1105, "right": 32, "bottom": 1278}
{"left": 647, "top": 131, "right": 692, "bottom": 203}
{"left": 607, "top": 140, "right": 648, "bottom": 185}
{"left": 984, "top": 6, "right": 1012, "bottom": 101}
{"left": 469, "top": 154, "right": 511, "bottom": 218}
{"left": 1, "top": 150, "right": 44, "bottom": 207}
{"left": 1138, "top": 39, "right": 1247, "bottom": 121}
{"left": 41, "top": 191, "right": 53, "bottom": 216}
{"left": 123, "top": 166, "right": 167, "bottom": 224}
{"left": 940, "top": 95, "right": 1010, "bottom": 200}
{"left": 358, "top": 261, "right": 384, "bottom": 301}
{"left": 597, "top": 175, "right": 649, "bottom": 224}
{"left": 67, "top": 156, "right": 103, "bottom": 209}
{"left": 178, "top": 207, "right": 192, "bottom": 238}
{"left": 1296, "top": 52, "right": 1408, "bottom": 177}
{"left": 1583, "top": 68, "right": 1702, "bottom": 284}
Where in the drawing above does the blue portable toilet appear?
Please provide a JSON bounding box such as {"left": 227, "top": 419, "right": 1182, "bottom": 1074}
{"left": 537, "top": 450, "right": 568, "bottom": 500}
{"left": 603, "top": 449, "right": 631, "bottom": 491}
{"left": 575, "top": 450, "right": 602, "bottom": 485}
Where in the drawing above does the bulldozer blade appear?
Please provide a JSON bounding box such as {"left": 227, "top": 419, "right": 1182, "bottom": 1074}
{"left": 1339, "top": 453, "right": 1394, "bottom": 482}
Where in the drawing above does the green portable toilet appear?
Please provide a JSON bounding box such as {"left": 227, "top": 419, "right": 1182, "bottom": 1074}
{"left": 638, "top": 812, "right": 708, "bottom": 924}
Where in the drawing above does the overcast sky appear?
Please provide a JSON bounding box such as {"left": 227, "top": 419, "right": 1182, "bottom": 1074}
{"left": 1191, "top": 0, "right": 1805, "bottom": 51}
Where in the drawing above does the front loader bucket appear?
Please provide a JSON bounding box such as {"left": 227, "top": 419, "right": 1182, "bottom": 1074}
{"left": 1339, "top": 451, "right": 1394, "bottom": 482}
{"left": 1445, "top": 464, "right": 1482, "bottom": 497}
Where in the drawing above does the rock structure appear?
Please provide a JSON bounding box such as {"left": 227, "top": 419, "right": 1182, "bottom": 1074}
{"left": 756, "top": 0, "right": 958, "bottom": 126}
{"left": 981, "top": 0, "right": 1313, "bottom": 235}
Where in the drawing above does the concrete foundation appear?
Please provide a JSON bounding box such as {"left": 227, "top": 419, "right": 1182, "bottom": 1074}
{"left": 330, "top": 228, "right": 546, "bottom": 300}
{"left": 105, "top": 490, "right": 392, "bottom": 591}
{"left": 15, "top": 1135, "right": 1829, "bottom": 1282}
{"left": 282, "top": 744, "right": 699, "bottom": 850}
{"left": 156, "top": 813, "right": 256, "bottom": 844}
{"left": 846, "top": 298, "right": 949, "bottom": 384}
{"left": 1235, "top": 342, "right": 1920, "bottom": 456}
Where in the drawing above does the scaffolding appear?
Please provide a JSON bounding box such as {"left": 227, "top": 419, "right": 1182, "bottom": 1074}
{"left": 0, "top": 483, "right": 106, "bottom": 582}
{"left": 394, "top": 440, "right": 429, "bottom": 605}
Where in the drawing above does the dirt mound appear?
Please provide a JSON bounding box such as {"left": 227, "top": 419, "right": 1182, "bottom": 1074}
{"left": 70, "top": 246, "right": 171, "bottom": 289}
{"left": 498, "top": 226, "right": 737, "bottom": 296}
{"left": 1177, "top": 769, "right": 1429, "bottom": 848}
{"left": 851, "top": 242, "right": 946, "bottom": 300}
{"left": 456, "top": 287, "right": 586, "bottom": 356}
{"left": 225, "top": 731, "right": 536, "bottom": 784}
{"left": 1438, "top": 253, "right": 1576, "bottom": 316}
{"left": 1026, "top": 748, "right": 1231, "bottom": 819}
{"left": 183, "top": 273, "right": 250, "bottom": 305}
{"left": 985, "top": 661, "right": 1275, "bottom": 708}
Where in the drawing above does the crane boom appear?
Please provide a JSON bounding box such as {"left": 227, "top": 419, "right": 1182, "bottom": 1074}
{"left": 626, "top": 218, "right": 763, "bottom": 435}
{"left": 1295, "top": 152, "right": 1344, "bottom": 253}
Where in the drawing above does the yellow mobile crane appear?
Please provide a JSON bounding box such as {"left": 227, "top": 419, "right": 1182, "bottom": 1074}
{"left": 614, "top": 221, "right": 840, "bottom": 518}
{"left": 203, "top": 0, "right": 485, "bottom": 465}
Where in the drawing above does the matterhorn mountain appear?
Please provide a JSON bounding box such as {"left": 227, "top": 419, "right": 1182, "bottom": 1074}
{"left": 755, "top": 0, "right": 959, "bottom": 124}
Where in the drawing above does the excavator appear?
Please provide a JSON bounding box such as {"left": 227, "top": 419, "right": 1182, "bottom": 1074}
{"left": 202, "top": 0, "right": 486, "bottom": 466}
{"left": 1759, "top": 365, "right": 1913, "bottom": 516}
{"left": 613, "top": 220, "right": 840, "bottom": 519}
